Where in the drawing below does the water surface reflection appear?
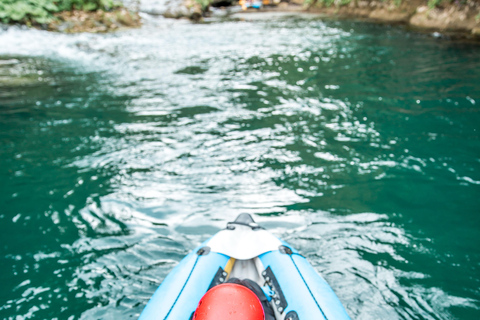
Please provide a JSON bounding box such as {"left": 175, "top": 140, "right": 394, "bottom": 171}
{"left": 0, "top": 13, "right": 479, "bottom": 320}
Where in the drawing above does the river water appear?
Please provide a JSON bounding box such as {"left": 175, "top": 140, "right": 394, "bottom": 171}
{"left": 1, "top": 12, "right": 479, "bottom": 320}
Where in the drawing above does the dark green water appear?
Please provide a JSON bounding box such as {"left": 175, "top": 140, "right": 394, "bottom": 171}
{"left": 1, "top": 13, "right": 479, "bottom": 319}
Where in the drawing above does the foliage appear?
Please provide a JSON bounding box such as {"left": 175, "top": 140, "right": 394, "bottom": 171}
{"left": 306, "top": 0, "right": 402, "bottom": 8}
{"left": 0, "top": 0, "right": 122, "bottom": 24}
{"left": 194, "top": 0, "right": 212, "bottom": 10}
{"left": 303, "top": 0, "right": 336, "bottom": 7}
{"left": 427, "top": 0, "right": 457, "bottom": 9}
{"left": 319, "top": 0, "right": 337, "bottom": 6}
{"left": 427, "top": 0, "right": 443, "bottom": 8}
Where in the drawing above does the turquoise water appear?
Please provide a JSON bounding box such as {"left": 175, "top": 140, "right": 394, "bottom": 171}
{"left": 1, "top": 13, "right": 479, "bottom": 319}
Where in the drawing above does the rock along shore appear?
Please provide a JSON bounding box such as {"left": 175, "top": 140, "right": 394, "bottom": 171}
{"left": 155, "top": 0, "right": 480, "bottom": 38}
{"left": 48, "top": 8, "right": 141, "bottom": 33}
{"left": 7, "top": 0, "right": 479, "bottom": 37}
{"left": 297, "top": 0, "right": 480, "bottom": 37}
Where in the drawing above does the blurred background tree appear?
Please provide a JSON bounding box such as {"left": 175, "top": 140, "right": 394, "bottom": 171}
{"left": 0, "top": 0, "right": 122, "bottom": 24}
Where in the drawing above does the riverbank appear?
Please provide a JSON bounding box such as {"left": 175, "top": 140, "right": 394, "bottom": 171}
{"left": 212, "top": 0, "right": 480, "bottom": 37}
{"left": 49, "top": 8, "right": 141, "bottom": 33}
{"left": 0, "top": 0, "right": 141, "bottom": 33}
{"left": 1, "top": 0, "right": 479, "bottom": 36}
{"left": 304, "top": 0, "right": 480, "bottom": 37}
{"left": 155, "top": 0, "right": 480, "bottom": 38}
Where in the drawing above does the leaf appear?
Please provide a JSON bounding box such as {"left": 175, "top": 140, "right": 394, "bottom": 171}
{"left": 82, "top": 2, "right": 98, "bottom": 11}
{"left": 10, "top": 10, "right": 26, "bottom": 21}
{"left": 9, "top": 2, "right": 31, "bottom": 21}
{"left": 35, "top": 15, "right": 52, "bottom": 23}
{"left": 44, "top": 2, "right": 59, "bottom": 12}
{"left": 100, "top": 0, "right": 114, "bottom": 10}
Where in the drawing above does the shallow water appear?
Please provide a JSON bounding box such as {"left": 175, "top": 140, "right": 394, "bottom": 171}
{"left": 0, "top": 12, "right": 479, "bottom": 320}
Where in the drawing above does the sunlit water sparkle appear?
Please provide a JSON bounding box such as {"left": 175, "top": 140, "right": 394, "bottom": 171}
{"left": 1, "top": 12, "right": 479, "bottom": 320}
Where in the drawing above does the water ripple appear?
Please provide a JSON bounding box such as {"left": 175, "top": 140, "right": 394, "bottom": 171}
{"left": 1, "top": 13, "right": 480, "bottom": 320}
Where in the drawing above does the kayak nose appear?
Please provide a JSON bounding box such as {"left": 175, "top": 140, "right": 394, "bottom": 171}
{"left": 227, "top": 214, "right": 263, "bottom": 231}
{"left": 233, "top": 213, "right": 255, "bottom": 224}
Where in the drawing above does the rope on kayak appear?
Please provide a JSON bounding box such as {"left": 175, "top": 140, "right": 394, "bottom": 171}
{"left": 290, "top": 254, "right": 329, "bottom": 320}
{"left": 163, "top": 255, "right": 201, "bottom": 320}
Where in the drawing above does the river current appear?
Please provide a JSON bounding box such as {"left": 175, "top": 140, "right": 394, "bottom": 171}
{"left": 0, "top": 11, "right": 479, "bottom": 320}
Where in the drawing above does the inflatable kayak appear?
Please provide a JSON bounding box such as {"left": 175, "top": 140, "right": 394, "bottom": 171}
{"left": 139, "top": 214, "right": 351, "bottom": 320}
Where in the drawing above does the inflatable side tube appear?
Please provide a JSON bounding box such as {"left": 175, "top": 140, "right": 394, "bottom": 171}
{"left": 139, "top": 246, "right": 229, "bottom": 320}
{"left": 259, "top": 248, "right": 350, "bottom": 320}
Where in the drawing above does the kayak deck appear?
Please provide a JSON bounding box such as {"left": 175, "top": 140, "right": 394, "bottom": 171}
{"left": 139, "top": 214, "right": 351, "bottom": 320}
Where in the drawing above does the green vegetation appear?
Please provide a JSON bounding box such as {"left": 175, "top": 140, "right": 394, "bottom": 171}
{"left": 306, "top": 0, "right": 403, "bottom": 8}
{"left": 427, "top": 0, "right": 460, "bottom": 9}
{"left": 311, "top": 0, "right": 337, "bottom": 6}
{"left": 194, "top": 0, "right": 211, "bottom": 10}
{"left": 427, "top": 0, "right": 443, "bottom": 8}
{"left": 381, "top": 0, "right": 402, "bottom": 7}
{"left": 0, "top": 0, "right": 121, "bottom": 24}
